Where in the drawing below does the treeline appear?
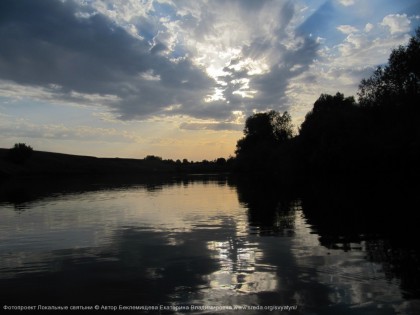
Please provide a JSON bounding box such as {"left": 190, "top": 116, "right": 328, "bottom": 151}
{"left": 4, "top": 145, "right": 233, "bottom": 172}
{"left": 234, "top": 29, "right": 420, "bottom": 185}
{"left": 142, "top": 155, "right": 234, "bottom": 173}
{"left": 0, "top": 147, "right": 234, "bottom": 179}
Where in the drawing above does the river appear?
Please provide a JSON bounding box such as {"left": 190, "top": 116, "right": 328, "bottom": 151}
{"left": 0, "top": 176, "right": 419, "bottom": 314}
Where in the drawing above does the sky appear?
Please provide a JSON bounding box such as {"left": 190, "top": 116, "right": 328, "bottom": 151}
{"left": 1, "top": 0, "right": 419, "bottom": 161}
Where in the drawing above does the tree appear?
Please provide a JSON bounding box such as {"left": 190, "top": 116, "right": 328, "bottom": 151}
{"left": 357, "top": 29, "right": 420, "bottom": 177}
{"left": 298, "top": 93, "right": 366, "bottom": 175}
{"left": 144, "top": 155, "right": 162, "bottom": 161}
{"left": 299, "top": 92, "right": 358, "bottom": 142}
{"left": 272, "top": 111, "right": 294, "bottom": 142}
{"left": 235, "top": 110, "right": 294, "bottom": 172}
{"left": 236, "top": 111, "right": 293, "bottom": 155}
{"left": 215, "top": 157, "right": 226, "bottom": 165}
{"left": 8, "top": 143, "right": 33, "bottom": 164}
{"left": 241, "top": 110, "right": 293, "bottom": 143}
{"left": 358, "top": 28, "right": 420, "bottom": 107}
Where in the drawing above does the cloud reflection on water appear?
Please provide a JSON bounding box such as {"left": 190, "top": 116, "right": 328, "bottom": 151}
{"left": 0, "top": 177, "right": 419, "bottom": 313}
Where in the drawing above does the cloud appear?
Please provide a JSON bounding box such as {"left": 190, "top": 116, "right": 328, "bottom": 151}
{"left": 338, "top": 0, "right": 355, "bottom": 6}
{"left": 337, "top": 25, "right": 359, "bottom": 34}
{"left": 0, "top": 0, "right": 319, "bottom": 123}
{"left": 364, "top": 23, "right": 374, "bottom": 32}
{"left": 179, "top": 122, "right": 242, "bottom": 131}
{"left": 2, "top": 0, "right": 417, "bottom": 131}
{"left": 337, "top": 33, "right": 370, "bottom": 56}
{"left": 292, "top": 11, "right": 415, "bottom": 111}
{"left": 171, "top": 0, "right": 318, "bottom": 114}
{"left": 0, "top": 0, "right": 215, "bottom": 120}
{"left": 0, "top": 115, "right": 139, "bottom": 143}
{"left": 333, "top": 22, "right": 412, "bottom": 68}
{"left": 381, "top": 14, "right": 411, "bottom": 34}
{"left": 190, "top": 4, "right": 315, "bottom": 112}
{"left": 248, "top": 36, "right": 319, "bottom": 111}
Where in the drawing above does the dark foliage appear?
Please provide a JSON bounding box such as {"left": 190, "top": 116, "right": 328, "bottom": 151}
{"left": 235, "top": 110, "right": 294, "bottom": 174}
{"left": 297, "top": 92, "right": 371, "bottom": 177}
{"left": 358, "top": 28, "right": 420, "bottom": 108}
{"left": 8, "top": 143, "right": 33, "bottom": 164}
{"left": 356, "top": 29, "right": 420, "bottom": 179}
{"left": 234, "top": 28, "right": 420, "bottom": 186}
{"left": 144, "top": 155, "right": 163, "bottom": 161}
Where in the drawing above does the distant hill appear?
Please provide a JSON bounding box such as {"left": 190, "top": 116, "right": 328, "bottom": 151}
{"left": 0, "top": 148, "right": 180, "bottom": 179}
{"left": 0, "top": 148, "right": 232, "bottom": 179}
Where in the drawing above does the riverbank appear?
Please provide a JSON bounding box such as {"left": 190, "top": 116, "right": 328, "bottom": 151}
{"left": 0, "top": 148, "right": 230, "bottom": 179}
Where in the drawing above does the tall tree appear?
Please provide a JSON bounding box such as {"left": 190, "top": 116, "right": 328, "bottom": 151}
{"left": 298, "top": 92, "right": 366, "bottom": 175}
{"left": 235, "top": 110, "right": 293, "bottom": 172}
{"left": 358, "top": 28, "right": 420, "bottom": 107}
{"left": 357, "top": 28, "right": 420, "bottom": 177}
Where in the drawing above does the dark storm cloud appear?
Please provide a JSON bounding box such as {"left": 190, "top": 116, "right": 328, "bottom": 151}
{"left": 0, "top": 0, "right": 215, "bottom": 119}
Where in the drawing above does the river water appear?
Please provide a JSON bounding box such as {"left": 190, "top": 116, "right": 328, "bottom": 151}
{"left": 0, "top": 176, "right": 419, "bottom": 314}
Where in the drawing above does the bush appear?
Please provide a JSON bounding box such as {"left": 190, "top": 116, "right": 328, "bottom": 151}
{"left": 8, "top": 143, "right": 33, "bottom": 164}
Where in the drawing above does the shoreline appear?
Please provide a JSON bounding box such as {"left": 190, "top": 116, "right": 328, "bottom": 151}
{"left": 0, "top": 148, "right": 231, "bottom": 180}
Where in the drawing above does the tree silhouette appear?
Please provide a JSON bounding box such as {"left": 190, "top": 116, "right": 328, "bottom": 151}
{"left": 8, "top": 143, "right": 33, "bottom": 164}
{"left": 356, "top": 28, "right": 420, "bottom": 178}
{"left": 298, "top": 93, "right": 367, "bottom": 176}
{"left": 235, "top": 111, "right": 293, "bottom": 172}
{"left": 233, "top": 29, "right": 420, "bottom": 181}
{"left": 358, "top": 28, "right": 420, "bottom": 108}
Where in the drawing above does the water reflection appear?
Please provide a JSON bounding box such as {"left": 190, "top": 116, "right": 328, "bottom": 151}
{"left": 0, "top": 176, "right": 419, "bottom": 313}
{"left": 302, "top": 182, "right": 420, "bottom": 301}
{"left": 235, "top": 177, "right": 298, "bottom": 237}
{"left": 207, "top": 238, "right": 277, "bottom": 294}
